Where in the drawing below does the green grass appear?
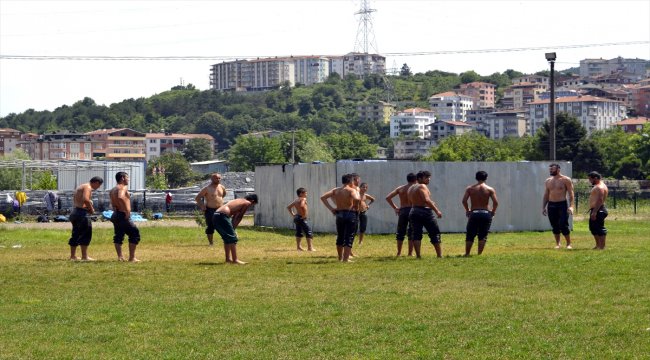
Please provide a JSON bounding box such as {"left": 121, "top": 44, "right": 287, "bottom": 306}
{"left": 1, "top": 220, "right": 649, "bottom": 359}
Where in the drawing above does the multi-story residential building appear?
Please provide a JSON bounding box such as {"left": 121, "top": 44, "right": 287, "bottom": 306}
{"left": 0, "top": 128, "right": 21, "bottom": 157}
{"left": 210, "top": 58, "right": 295, "bottom": 91}
{"left": 501, "top": 81, "right": 548, "bottom": 110}
{"left": 630, "top": 84, "right": 650, "bottom": 117}
{"left": 86, "top": 128, "right": 146, "bottom": 161}
{"left": 428, "top": 91, "right": 474, "bottom": 122}
{"left": 512, "top": 75, "right": 549, "bottom": 86}
{"left": 465, "top": 108, "right": 494, "bottom": 137}
{"left": 293, "top": 56, "right": 330, "bottom": 86}
{"left": 18, "top": 131, "right": 94, "bottom": 161}
{"left": 357, "top": 101, "right": 395, "bottom": 124}
{"left": 538, "top": 89, "right": 580, "bottom": 100}
{"left": 339, "top": 52, "right": 385, "bottom": 78}
{"left": 145, "top": 133, "right": 215, "bottom": 161}
{"left": 426, "top": 120, "right": 473, "bottom": 141}
{"left": 580, "top": 57, "right": 647, "bottom": 79}
{"left": 528, "top": 95, "right": 627, "bottom": 136}
{"left": 389, "top": 108, "right": 436, "bottom": 139}
{"left": 613, "top": 117, "right": 649, "bottom": 133}
{"left": 482, "top": 110, "right": 527, "bottom": 139}
{"left": 458, "top": 82, "right": 496, "bottom": 108}
{"left": 393, "top": 139, "right": 436, "bottom": 159}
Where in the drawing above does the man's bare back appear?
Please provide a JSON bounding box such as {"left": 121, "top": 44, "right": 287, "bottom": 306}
{"left": 407, "top": 184, "right": 430, "bottom": 207}
{"left": 321, "top": 186, "right": 360, "bottom": 213}
{"left": 73, "top": 183, "right": 95, "bottom": 213}
{"left": 463, "top": 183, "right": 497, "bottom": 211}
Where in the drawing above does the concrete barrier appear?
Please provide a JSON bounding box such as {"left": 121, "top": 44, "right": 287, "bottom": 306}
{"left": 255, "top": 161, "right": 572, "bottom": 234}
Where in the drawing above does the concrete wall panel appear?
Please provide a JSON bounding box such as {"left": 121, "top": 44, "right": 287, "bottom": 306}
{"left": 255, "top": 161, "right": 571, "bottom": 234}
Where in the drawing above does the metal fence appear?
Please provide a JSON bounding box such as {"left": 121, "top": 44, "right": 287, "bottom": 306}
{"left": 575, "top": 189, "right": 650, "bottom": 216}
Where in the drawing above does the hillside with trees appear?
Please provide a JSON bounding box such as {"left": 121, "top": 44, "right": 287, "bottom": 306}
{"left": 2, "top": 68, "right": 649, "bottom": 179}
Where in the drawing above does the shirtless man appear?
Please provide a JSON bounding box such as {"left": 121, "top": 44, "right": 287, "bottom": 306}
{"left": 68, "top": 176, "right": 103, "bottom": 261}
{"left": 356, "top": 183, "right": 375, "bottom": 247}
{"left": 287, "top": 187, "right": 315, "bottom": 251}
{"left": 109, "top": 172, "right": 141, "bottom": 262}
{"left": 588, "top": 171, "right": 609, "bottom": 250}
{"left": 195, "top": 173, "right": 227, "bottom": 246}
{"left": 542, "top": 164, "right": 575, "bottom": 249}
{"left": 407, "top": 171, "right": 443, "bottom": 258}
{"left": 320, "top": 174, "right": 361, "bottom": 262}
{"left": 462, "top": 171, "right": 498, "bottom": 256}
{"left": 385, "top": 173, "right": 417, "bottom": 256}
{"left": 213, "top": 194, "right": 258, "bottom": 264}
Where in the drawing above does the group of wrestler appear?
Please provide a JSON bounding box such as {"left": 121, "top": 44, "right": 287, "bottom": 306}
{"left": 66, "top": 164, "right": 610, "bottom": 264}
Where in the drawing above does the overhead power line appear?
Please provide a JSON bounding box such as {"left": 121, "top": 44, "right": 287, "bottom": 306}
{"left": 0, "top": 41, "right": 647, "bottom": 61}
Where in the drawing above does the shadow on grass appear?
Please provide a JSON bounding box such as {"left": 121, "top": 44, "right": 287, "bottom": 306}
{"left": 196, "top": 262, "right": 226, "bottom": 266}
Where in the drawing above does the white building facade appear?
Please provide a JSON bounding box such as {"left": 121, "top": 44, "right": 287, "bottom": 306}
{"left": 428, "top": 91, "right": 474, "bottom": 122}
{"left": 389, "top": 108, "right": 436, "bottom": 139}
{"left": 528, "top": 95, "right": 627, "bottom": 136}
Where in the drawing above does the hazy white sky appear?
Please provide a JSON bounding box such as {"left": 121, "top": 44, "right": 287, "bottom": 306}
{"left": 1, "top": 0, "right": 649, "bottom": 117}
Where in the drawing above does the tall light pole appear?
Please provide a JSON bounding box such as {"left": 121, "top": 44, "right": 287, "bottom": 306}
{"left": 291, "top": 130, "right": 296, "bottom": 164}
{"left": 545, "top": 52, "right": 557, "bottom": 160}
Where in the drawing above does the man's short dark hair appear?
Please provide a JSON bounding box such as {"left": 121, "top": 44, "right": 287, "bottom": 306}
{"left": 296, "top": 187, "right": 306, "bottom": 196}
{"left": 115, "top": 171, "right": 128, "bottom": 183}
{"left": 341, "top": 174, "right": 352, "bottom": 184}
{"left": 245, "top": 194, "right": 258, "bottom": 204}
{"left": 475, "top": 171, "right": 488, "bottom": 181}
{"left": 588, "top": 171, "right": 601, "bottom": 179}
{"left": 349, "top": 173, "right": 360, "bottom": 181}
{"left": 90, "top": 176, "right": 104, "bottom": 185}
{"left": 550, "top": 163, "right": 560, "bottom": 169}
{"left": 416, "top": 171, "right": 431, "bottom": 180}
{"left": 406, "top": 173, "right": 416, "bottom": 182}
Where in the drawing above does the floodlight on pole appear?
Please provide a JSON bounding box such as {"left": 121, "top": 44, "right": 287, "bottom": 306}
{"left": 545, "top": 52, "right": 557, "bottom": 160}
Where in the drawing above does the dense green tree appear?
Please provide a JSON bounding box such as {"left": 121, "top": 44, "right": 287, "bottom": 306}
{"left": 322, "top": 132, "right": 377, "bottom": 160}
{"left": 183, "top": 138, "right": 213, "bottom": 162}
{"left": 0, "top": 149, "right": 31, "bottom": 190}
{"left": 534, "top": 112, "right": 586, "bottom": 161}
{"left": 460, "top": 70, "right": 481, "bottom": 84}
{"left": 279, "top": 130, "right": 334, "bottom": 163}
{"left": 590, "top": 127, "right": 637, "bottom": 175}
{"left": 426, "top": 132, "right": 527, "bottom": 162}
{"left": 147, "top": 152, "right": 195, "bottom": 188}
{"left": 572, "top": 138, "right": 605, "bottom": 177}
{"left": 228, "top": 135, "right": 285, "bottom": 171}
{"left": 400, "top": 63, "right": 412, "bottom": 77}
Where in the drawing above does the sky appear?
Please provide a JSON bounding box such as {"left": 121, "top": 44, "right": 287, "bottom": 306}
{"left": 1, "top": 0, "right": 649, "bottom": 117}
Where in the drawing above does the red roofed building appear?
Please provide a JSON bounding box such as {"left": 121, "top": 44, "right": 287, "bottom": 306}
{"left": 427, "top": 120, "right": 474, "bottom": 141}
{"left": 458, "top": 82, "right": 496, "bottom": 108}
{"left": 86, "top": 128, "right": 146, "bottom": 161}
{"left": 613, "top": 117, "right": 649, "bottom": 133}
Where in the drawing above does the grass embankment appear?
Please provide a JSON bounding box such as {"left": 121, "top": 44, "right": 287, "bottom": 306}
{"left": 1, "top": 219, "right": 649, "bottom": 359}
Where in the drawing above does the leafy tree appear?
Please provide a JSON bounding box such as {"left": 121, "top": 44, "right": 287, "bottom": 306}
{"left": 183, "top": 138, "right": 213, "bottom": 162}
{"left": 534, "top": 112, "right": 586, "bottom": 161}
{"left": 147, "top": 152, "right": 195, "bottom": 188}
{"left": 0, "top": 149, "right": 31, "bottom": 190}
{"left": 572, "top": 138, "right": 605, "bottom": 177}
{"left": 426, "top": 132, "right": 532, "bottom": 162}
{"left": 400, "top": 63, "right": 412, "bottom": 77}
{"left": 31, "top": 170, "right": 58, "bottom": 190}
{"left": 278, "top": 130, "right": 333, "bottom": 163}
{"left": 460, "top": 70, "right": 481, "bottom": 84}
{"left": 590, "top": 127, "right": 637, "bottom": 175}
{"left": 228, "top": 135, "right": 285, "bottom": 171}
{"left": 322, "top": 132, "right": 377, "bottom": 160}
{"left": 614, "top": 155, "right": 644, "bottom": 179}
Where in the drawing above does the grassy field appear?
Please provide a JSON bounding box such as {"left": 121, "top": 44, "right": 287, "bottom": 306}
{"left": 1, "top": 218, "right": 649, "bottom": 359}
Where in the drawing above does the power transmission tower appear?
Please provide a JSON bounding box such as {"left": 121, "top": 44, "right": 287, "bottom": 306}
{"left": 353, "top": 0, "right": 378, "bottom": 54}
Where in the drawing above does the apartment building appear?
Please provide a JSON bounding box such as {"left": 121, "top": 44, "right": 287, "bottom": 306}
{"left": 465, "top": 109, "right": 494, "bottom": 137}
{"left": 210, "top": 58, "right": 295, "bottom": 91}
{"left": 614, "top": 117, "right": 649, "bottom": 133}
{"left": 428, "top": 91, "right": 474, "bottom": 122}
{"left": 501, "top": 82, "right": 548, "bottom": 109}
{"left": 482, "top": 110, "right": 527, "bottom": 139}
{"left": 145, "top": 133, "right": 215, "bottom": 161}
{"left": 427, "top": 120, "right": 473, "bottom": 142}
{"left": 512, "top": 75, "right": 549, "bottom": 86}
{"left": 458, "top": 82, "right": 496, "bottom": 108}
{"left": 357, "top": 101, "right": 395, "bottom": 124}
{"left": 18, "top": 131, "right": 94, "bottom": 161}
{"left": 389, "top": 108, "right": 436, "bottom": 139}
{"left": 528, "top": 95, "right": 627, "bottom": 136}
{"left": 393, "top": 139, "right": 436, "bottom": 159}
{"left": 580, "top": 57, "right": 647, "bottom": 79}
{"left": 0, "top": 128, "right": 21, "bottom": 157}
{"left": 293, "top": 56, "right": 330, "bottom": 86}
{"left": 86, "top": 128, "right": 146, "bottom": 161}
{"left": 338, "top": 52, "right": 386, "bottom": 78}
